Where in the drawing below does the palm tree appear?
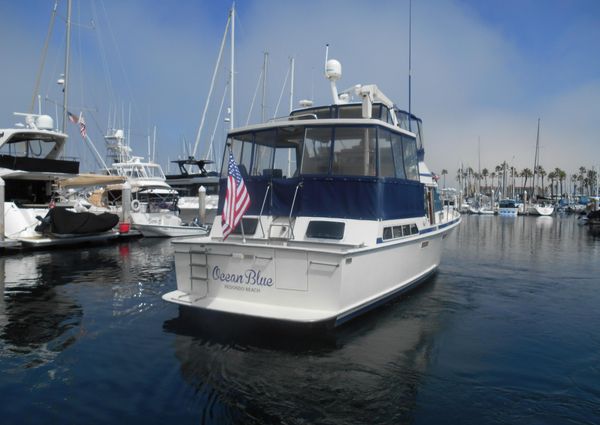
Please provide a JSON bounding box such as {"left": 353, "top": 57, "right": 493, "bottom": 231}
{"left": 579, "top": 166, "right": 587, "bottom": 195}
{"left": 521, "top": 168, "right": 533, "bottom": 197}
{"left": 548, "top": 171, "right": 557, "bottom": 199}
{"left": 481, "top": 168, "right": 489, "bottom": 192}
{"left": 556, "top": 168, "right": 566, "bottom": 198}
{"left": 441, "top": 169, "right": 448, "bottom": 188}
{"left": 537, "top": 165, "right": 546, "bottom": 196}
{"left": 571, "top": 174, "right": 578, "bottom": 195}
{"left": 587, "top": 169, "right": 598, "bottom": 195}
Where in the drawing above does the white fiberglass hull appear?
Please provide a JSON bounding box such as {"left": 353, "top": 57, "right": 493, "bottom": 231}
{"left": 163, "top": 216, "right": 460, "bottom": 326}
{"left": 527, "top": 205, "right": 554, "bottom": 216}
{"left": 135, "top": 223, "right": 208, "bottom": 238}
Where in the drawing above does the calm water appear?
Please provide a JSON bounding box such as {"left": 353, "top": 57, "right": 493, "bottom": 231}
{"left": 1, "top": 215, "right": 600, "bottom": 424}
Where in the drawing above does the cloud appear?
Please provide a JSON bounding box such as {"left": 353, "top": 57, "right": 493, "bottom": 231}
{"left": 2, "top": 0, "right": 598, "bottom": 183}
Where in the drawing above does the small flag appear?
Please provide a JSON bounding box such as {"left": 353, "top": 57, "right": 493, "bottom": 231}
{"left": 222, "top": 149, "right": 250, "bottom": 240}
{"left": 67, "top": 110, "right": 86, "bottom": 139}
{"left": 78, "top": 113, "right": 87, "bottom": 138}
{"left": 67, "top": 110, "right": 79, "bottom": 124}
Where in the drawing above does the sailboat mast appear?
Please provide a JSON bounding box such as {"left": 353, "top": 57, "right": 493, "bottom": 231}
{"left": 289, "top": 57, "right": 295, "bottom": 113}
{"left": 62, "top": 0, "right": 72, "bottom": 133}
{"left": 533, "top": 118, "right": 540, "bottom": 197}
{"left": 261, "top": 51, "right": 268, "bottom": 122}
{"left": 230, "top": 3, "right": 235, "bottom": 130}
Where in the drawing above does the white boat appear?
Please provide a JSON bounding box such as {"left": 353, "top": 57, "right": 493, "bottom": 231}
{"left": 130, "top": 211, "right": 208, "bottom": 237}
{"left": 527, "top": 203, "right": 554, "bottom": 216}
{"left": 1, "top": 115, "right": 121, "bottom": 247}
{"left": 498, "top": 199, "right": 519, "bottom": 216}
{"left": 95, "top": 128, "right": 203, "bottom": 237}
{"left": 162, "top": 59, "right": 461, "bottom": 326}
{"left": 165, "top": 157, "right": 219, "bottom": 224}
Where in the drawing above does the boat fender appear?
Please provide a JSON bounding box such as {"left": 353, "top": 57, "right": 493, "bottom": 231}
{"left": 131, "top": 199, "right": 141, "bottom": 212}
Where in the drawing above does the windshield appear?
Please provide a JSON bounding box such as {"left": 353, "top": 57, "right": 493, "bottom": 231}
{"left": 223, "top": 124, "right": 419, "bottom": 181}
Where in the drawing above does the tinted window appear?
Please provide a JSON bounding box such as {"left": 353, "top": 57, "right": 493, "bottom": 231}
{"left": 224, "top": 133, "right": 253, "bottom": 177}
{"left": 274, "top": 126, "right": 303, "bottom": 178}
{"left": 251, "top": 130, "right": 275, "bottom": 176}
{"left": 301, "top": 127, "right": 332, "bottom": 175}
{"left": 332, "top": 126, "right": 376, "bottom": 176}
{"left": 391, "top": 132, "right": 406, "bottom": 179}
{"left": 402, "top": 136, "right": 419, "bottom": 181}
{"left": 306, "top": 221, "right": 345, "bottom": 239}
{"left": 230, "top": 217, "right": 259, "bottom": 235}
{"left": 378, "top": 129, "right": 395, "bottom": 177}
{"left": 383, "top": 227, "right": 393, "bottom": 240}
{"left": 338, "top": 105, "right": 363, "bottom": 119}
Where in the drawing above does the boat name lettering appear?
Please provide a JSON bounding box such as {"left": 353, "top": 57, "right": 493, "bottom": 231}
{"left": 212, "top": 266, "right": 273, "bottom": 287}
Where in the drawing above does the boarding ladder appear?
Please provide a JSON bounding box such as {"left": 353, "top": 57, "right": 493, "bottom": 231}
{"left": 187, "top": 248, "right": 209, "bottom": 300}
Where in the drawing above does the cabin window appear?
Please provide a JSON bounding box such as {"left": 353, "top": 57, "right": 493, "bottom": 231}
{"left": 338, "top": 105, "right": 363, "bottom": 119}
{"left": 0, "top": 138, "right": 58, "bottom": 159}
{"left": 224, "top": 133, "right": 253, "bottom": 177}
{"left": 230, "top": 217, "right": 259, "bottom": 235}
{"left": 378, "top": 129, "right": 395, "bottom": 177}
{"left": 402, "top": 136, "right": 419, "bottom": 181}
{"left": 273, "top": 126, "right": 303, "bottom": 177}
{"left": 410, "top": 224, "right": 419, "bottom": 235}
{"left": 291, "top": 107, "right": 332, "bottom": 119}
{"left": 251, "top": 130, "right": 275, "bottom": 176}
{"left": 393, "top": 226, "right": 403, "bottom": 238}
{"left": 332, "top": 126, "right": 376, "bottom": 176}
{"left": 301, "top": 127, "right": 332, "bottom": 175}
{"left": 306, "top": 220, "right": 345, "bottom": 240}
{"left": 383, "top": 227, "right": 393, "bottom": 240}
{"left": 391, "top": 132, "right": 406, "bottom": 179}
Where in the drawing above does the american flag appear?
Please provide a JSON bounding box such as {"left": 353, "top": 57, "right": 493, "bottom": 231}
{"left": 222, "top": 149, "right": 250, "bottom": 240}
{"left": 67, "top": 110, "right": 79, "bottom": 124}
{"left": 67, "top": 111, "right": 87, "bottom": 139}
{"left": 78, "top": 113, "right": 87, "bottom": 138}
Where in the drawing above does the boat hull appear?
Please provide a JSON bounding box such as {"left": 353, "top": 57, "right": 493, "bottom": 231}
{"left": 135, "top": 223, "right": 208, "bottom": 238}
{"left": 527, "top": 205, "right": 554, "bottom": 216}
{"left": 163, "top": 219, "right": 459, "bottom": 326}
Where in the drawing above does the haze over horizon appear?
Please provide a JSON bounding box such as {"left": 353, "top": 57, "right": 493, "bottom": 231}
{"left": 2, "top": 0, "right": 599, "bottom": 187}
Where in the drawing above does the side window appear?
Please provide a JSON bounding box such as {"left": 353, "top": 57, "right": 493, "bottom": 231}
{"left": 251, "top": 130, "right": 275, "bottom": 176}
{"left": 274, "top": 126, "right": 304, "bottom": 178}
{"left": 378, "top": 129, "right": 395, "bottom": 177}
{"left": 391, "top": 132, "right": 406, "bottom": 179}
{"left": 301, "top": 127, "right": 332, "bottom": 175}
{"left": 402, "top": 136, "right": 420, "bottom": 181}
{"left": 332, "top": 126, "right": 376, "bottom": 176}
{"left": 223, "top": 133, "right": 253, "bottom": 177}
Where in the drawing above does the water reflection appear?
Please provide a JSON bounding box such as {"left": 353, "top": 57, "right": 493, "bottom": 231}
{"left": 0, "top": 252, "right": 84, "bottom": 367}
{"left": 164, "top": 276, "right": 448, "bottom": 424}
{"left": 0, "top": 239, "right": 175, "bottom": 369}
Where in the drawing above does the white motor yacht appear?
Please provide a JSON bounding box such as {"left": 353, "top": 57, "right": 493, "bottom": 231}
{"left": 163, "top": 60, "right": 461, "bottom": 326}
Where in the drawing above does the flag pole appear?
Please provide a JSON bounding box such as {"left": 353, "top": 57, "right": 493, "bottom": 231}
{"left": 240, "top": 217, "right": 246, "bottom": 243}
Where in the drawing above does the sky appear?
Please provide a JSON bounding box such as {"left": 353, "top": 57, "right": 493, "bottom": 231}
{"left": 1, "top": 0, "right": 599, "bottom": 186}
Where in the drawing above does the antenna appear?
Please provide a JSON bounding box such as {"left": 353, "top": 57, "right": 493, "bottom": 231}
{"left": 408, "top": 0, "right": 412, "bottom": 132}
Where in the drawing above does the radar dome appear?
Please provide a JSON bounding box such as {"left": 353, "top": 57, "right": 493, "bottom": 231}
{"left": 36, "top": 115, "right": 54, "bottom": 130}
{"left": 325, "top": 59, "right": 342, "bottom": 81}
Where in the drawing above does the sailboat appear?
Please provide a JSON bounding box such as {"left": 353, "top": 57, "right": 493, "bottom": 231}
{"left": 527, "top": 119, "right": 554, "bottom": 216}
